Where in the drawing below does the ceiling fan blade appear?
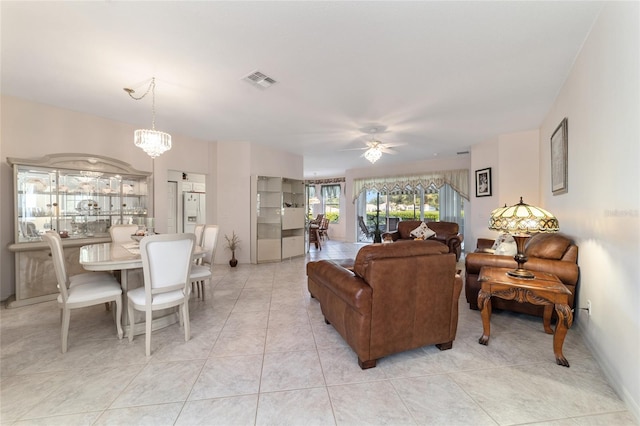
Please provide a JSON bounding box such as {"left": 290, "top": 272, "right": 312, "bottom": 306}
{"left": 339, "top": 147, "right": 368, "bottom": 151}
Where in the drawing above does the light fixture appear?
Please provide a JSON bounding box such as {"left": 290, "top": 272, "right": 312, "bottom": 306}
{"left": 488, "top": 197, "right": 559, "bottom": 279}
{"left": 364, "top": 142, "right": 383, "bottom": 164}
{"left": 124, "top": 77, "right": 172, "bottom": 158}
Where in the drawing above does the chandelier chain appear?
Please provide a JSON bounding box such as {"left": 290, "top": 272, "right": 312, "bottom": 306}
{"left": 126, "top": 77, "right": 157, "bottom": 130}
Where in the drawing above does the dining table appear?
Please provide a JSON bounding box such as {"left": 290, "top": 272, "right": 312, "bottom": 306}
{"left": 79, "top": 241, "right": 205, "bottom": 336}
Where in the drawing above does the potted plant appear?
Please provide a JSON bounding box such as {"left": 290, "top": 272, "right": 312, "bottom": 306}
{"left": 225, "top": 231, "right": 240, "bottom": 267}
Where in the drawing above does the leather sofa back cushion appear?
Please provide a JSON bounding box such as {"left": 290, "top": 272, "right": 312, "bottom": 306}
{"left": 397, "top": 221, "right": 423, "bottom": 239}
{"left": 526, "top": 233, "right": 572, "bottom": 260}
{"left": 426, "top": 221, "right": 459, "bottom": 236}
{"left": 396, "top": 220, "right": 459, "bottom": 240}
{"left": 353, "top": 240, "right": 448, "bottom": 278}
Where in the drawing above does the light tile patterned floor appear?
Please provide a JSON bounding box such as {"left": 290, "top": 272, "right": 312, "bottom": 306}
{"left": 1, "top": 240, "right": 637, "bottom": 425}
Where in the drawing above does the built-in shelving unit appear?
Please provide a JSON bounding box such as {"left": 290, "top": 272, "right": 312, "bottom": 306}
{"left": 250, "top": 175, "right": 305, "bottom": 263}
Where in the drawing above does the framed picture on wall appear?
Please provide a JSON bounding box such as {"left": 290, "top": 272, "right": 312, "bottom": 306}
{"left": 551, "top": 118, "right": 568, "bottom": 195}
{"left": 475, "top": 167, "right": 492, "bottom": 197}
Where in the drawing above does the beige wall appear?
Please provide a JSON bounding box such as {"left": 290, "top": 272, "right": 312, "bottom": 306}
{"left": 468, "top": 130, "right": 540, "bottom": 251}
{"left": 0, "top": 96, "right": 302, "bottom": 299}
{"left": 539, "top": 2, "right": 639, "bottom": 419}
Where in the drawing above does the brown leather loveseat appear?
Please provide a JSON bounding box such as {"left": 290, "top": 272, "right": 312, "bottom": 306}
{"left": 307, "top": 240, "right": 462, "bottom": 369}
{"left": 382, "top": 220, "right": 464, "bottom": 260}
{"left": 465, "top": 233, "right": 579, "bottom": 317}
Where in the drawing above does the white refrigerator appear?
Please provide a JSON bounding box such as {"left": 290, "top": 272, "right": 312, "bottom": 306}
{"left": 183, "top": 192, "right": 205, "bottom": 233}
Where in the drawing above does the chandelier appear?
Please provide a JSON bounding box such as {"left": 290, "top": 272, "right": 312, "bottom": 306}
{"left": 124, "top": 77, "right": 172, "bottom": 158}
{"left": 364, "top": 142, "right": 383, "bottom": 164}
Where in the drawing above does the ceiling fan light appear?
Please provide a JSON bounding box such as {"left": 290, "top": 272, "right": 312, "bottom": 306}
{"left": 364, "top": 146, "right": 382, "bottom": 163}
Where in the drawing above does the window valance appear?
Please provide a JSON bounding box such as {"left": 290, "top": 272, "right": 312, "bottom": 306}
{"left": 352, "top": 169, "right": 469, "bottom": 203}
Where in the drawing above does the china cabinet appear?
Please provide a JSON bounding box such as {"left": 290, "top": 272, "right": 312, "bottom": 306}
{"left": 250, "top": 175, "right": 305, "bottom": 263}
{"left": 7, "top": 154, "right": 150, "bottom": 307}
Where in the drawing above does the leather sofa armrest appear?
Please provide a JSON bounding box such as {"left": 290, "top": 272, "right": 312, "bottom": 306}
{"left": 307, "top": 260, "right": 372, "bottom": 311}
{"left": 381, "top": 230, "right": 401, "bottom": 241}
{"left": 444, "top": 234, "right": 463, "bottom": 248}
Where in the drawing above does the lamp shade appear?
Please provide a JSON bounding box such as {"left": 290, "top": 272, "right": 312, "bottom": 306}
{"left": 489, "top": 197, "right": 559, "bottom": 234}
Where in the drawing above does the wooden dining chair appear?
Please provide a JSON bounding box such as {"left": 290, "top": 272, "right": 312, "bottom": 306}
{"left": 128, "top": 233, "right": 195, "bottom": 356}
{"left": 310, "top": 214, "right": 324, "bottom": 225}
{"left": 43, "top": 231, "right": 123, "bottom": 353}
{"left": 190, "top": 225, "right": 219, "bottom": 300}
{"left": 318, "top": 217, "right": 330, "bottom": 241}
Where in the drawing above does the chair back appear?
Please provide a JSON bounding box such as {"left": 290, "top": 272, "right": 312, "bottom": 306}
{"left": 109, "top": 224, "right": 139, "bottom": 243}
{"left": 201, "top": 225, "right": 220, "bottom": 266}
{"left": 358, "top": 216, "right": 371, "bottom": 236}
{"left": 42, "top": 231, "right": 70, "bottom": 302}
{"left": 140, "top": 234, "right": 195, "bottom": 300}
{"left": 311, "top": 214, "right": 324, "bottom": 225}
{"left": 20, "top": 222, "right": 38, "bottom": 238}
{"left": 193, "top": 224, "right": 205, "bottom": 247}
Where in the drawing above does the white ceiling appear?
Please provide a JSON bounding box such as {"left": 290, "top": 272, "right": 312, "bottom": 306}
{"left": 1, "top": 1, "right": 603, "bottom": 178}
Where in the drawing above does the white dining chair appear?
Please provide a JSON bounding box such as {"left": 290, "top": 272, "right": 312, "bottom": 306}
{"left": 190, "top": 225, "right": 219, "bottom": 300}
{"left": 127, "top": 233, "right": 195, "bottom": 356}
{"left": 42, "top": 231, "right": 123, "bottom": 353}
{"left": 109, "top": 224, "right": 139, "bottom": 243}
{"left": 193, "top": 224, "right": 205, "bottom": 247}
{"left": 191, "top": 224, "right": 206, "bottom": 297}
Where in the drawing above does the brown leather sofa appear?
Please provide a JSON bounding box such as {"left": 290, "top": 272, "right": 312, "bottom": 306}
{"left": 307, "top": 240, "right": 462, "bottom": 369}
{"left": 382, "top": 220, "right": 464, "bottom": 260}
{"left": 465, "top": 233, "right": 579, "bottom": 317}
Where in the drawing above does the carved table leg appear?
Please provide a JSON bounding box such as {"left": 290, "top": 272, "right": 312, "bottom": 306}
{"left": 478, "top": 289, "right": 492, "bottom": 345}
{"left": 543, "top": 304, "right": 554, "bottom": 334}
{"left": 553, "top": 303, "right": 573, "bottom": 367}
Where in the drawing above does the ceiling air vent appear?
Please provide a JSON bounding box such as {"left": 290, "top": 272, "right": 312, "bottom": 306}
{"left": 243, "top": 70, "right": 277, "bottom": 89}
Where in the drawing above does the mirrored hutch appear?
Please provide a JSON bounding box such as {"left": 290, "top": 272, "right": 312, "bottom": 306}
{"left": 7, "top": 154, "right": 151, "bottom": 307}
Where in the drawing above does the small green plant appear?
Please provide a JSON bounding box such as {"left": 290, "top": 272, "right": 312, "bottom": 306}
{"left": 225, "top": 231, "right": 240, "bottom": 251}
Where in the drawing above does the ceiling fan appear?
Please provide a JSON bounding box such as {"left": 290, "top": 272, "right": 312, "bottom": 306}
{"left": 341, "top": 127, "right": 403, "bottom": 163}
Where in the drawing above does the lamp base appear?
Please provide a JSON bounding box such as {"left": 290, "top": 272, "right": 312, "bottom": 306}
{"left": 508, "top": 234, "right": 535, "bottom": 279}
{"left": 507, "top": 268, "right": 535, "bottom": 279}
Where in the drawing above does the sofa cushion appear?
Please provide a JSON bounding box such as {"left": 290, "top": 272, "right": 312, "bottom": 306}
{"left": 491, "top": 233, "right": 513, "bottom": 250}
{"left": 490, "top": 234, "right": 516, "bottom": 256}
{"left": 397, "top": 221, "right": 423, "bottom": 239}
{"left": 353, "top": 240, "right": 448, "bottom": 279}
{"left": 526, "top": 233, "right": 572, "bottom": 260}
{"left": 409, "top": 222, "right": 436, "bottom": 239}
{"left": 495, "top": 240, "right": 517, "bottom": 256}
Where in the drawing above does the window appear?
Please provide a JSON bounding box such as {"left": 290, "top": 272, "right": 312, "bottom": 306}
{"left": 321, "top": 184, "right": 340, "bottom": 223}
{"left": 355, "top": 184, "right": 464, "bottom": 243}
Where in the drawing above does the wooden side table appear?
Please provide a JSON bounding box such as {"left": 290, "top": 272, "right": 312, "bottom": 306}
{"left": 477, "top": 266, "right": 573, "bottom": 367}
